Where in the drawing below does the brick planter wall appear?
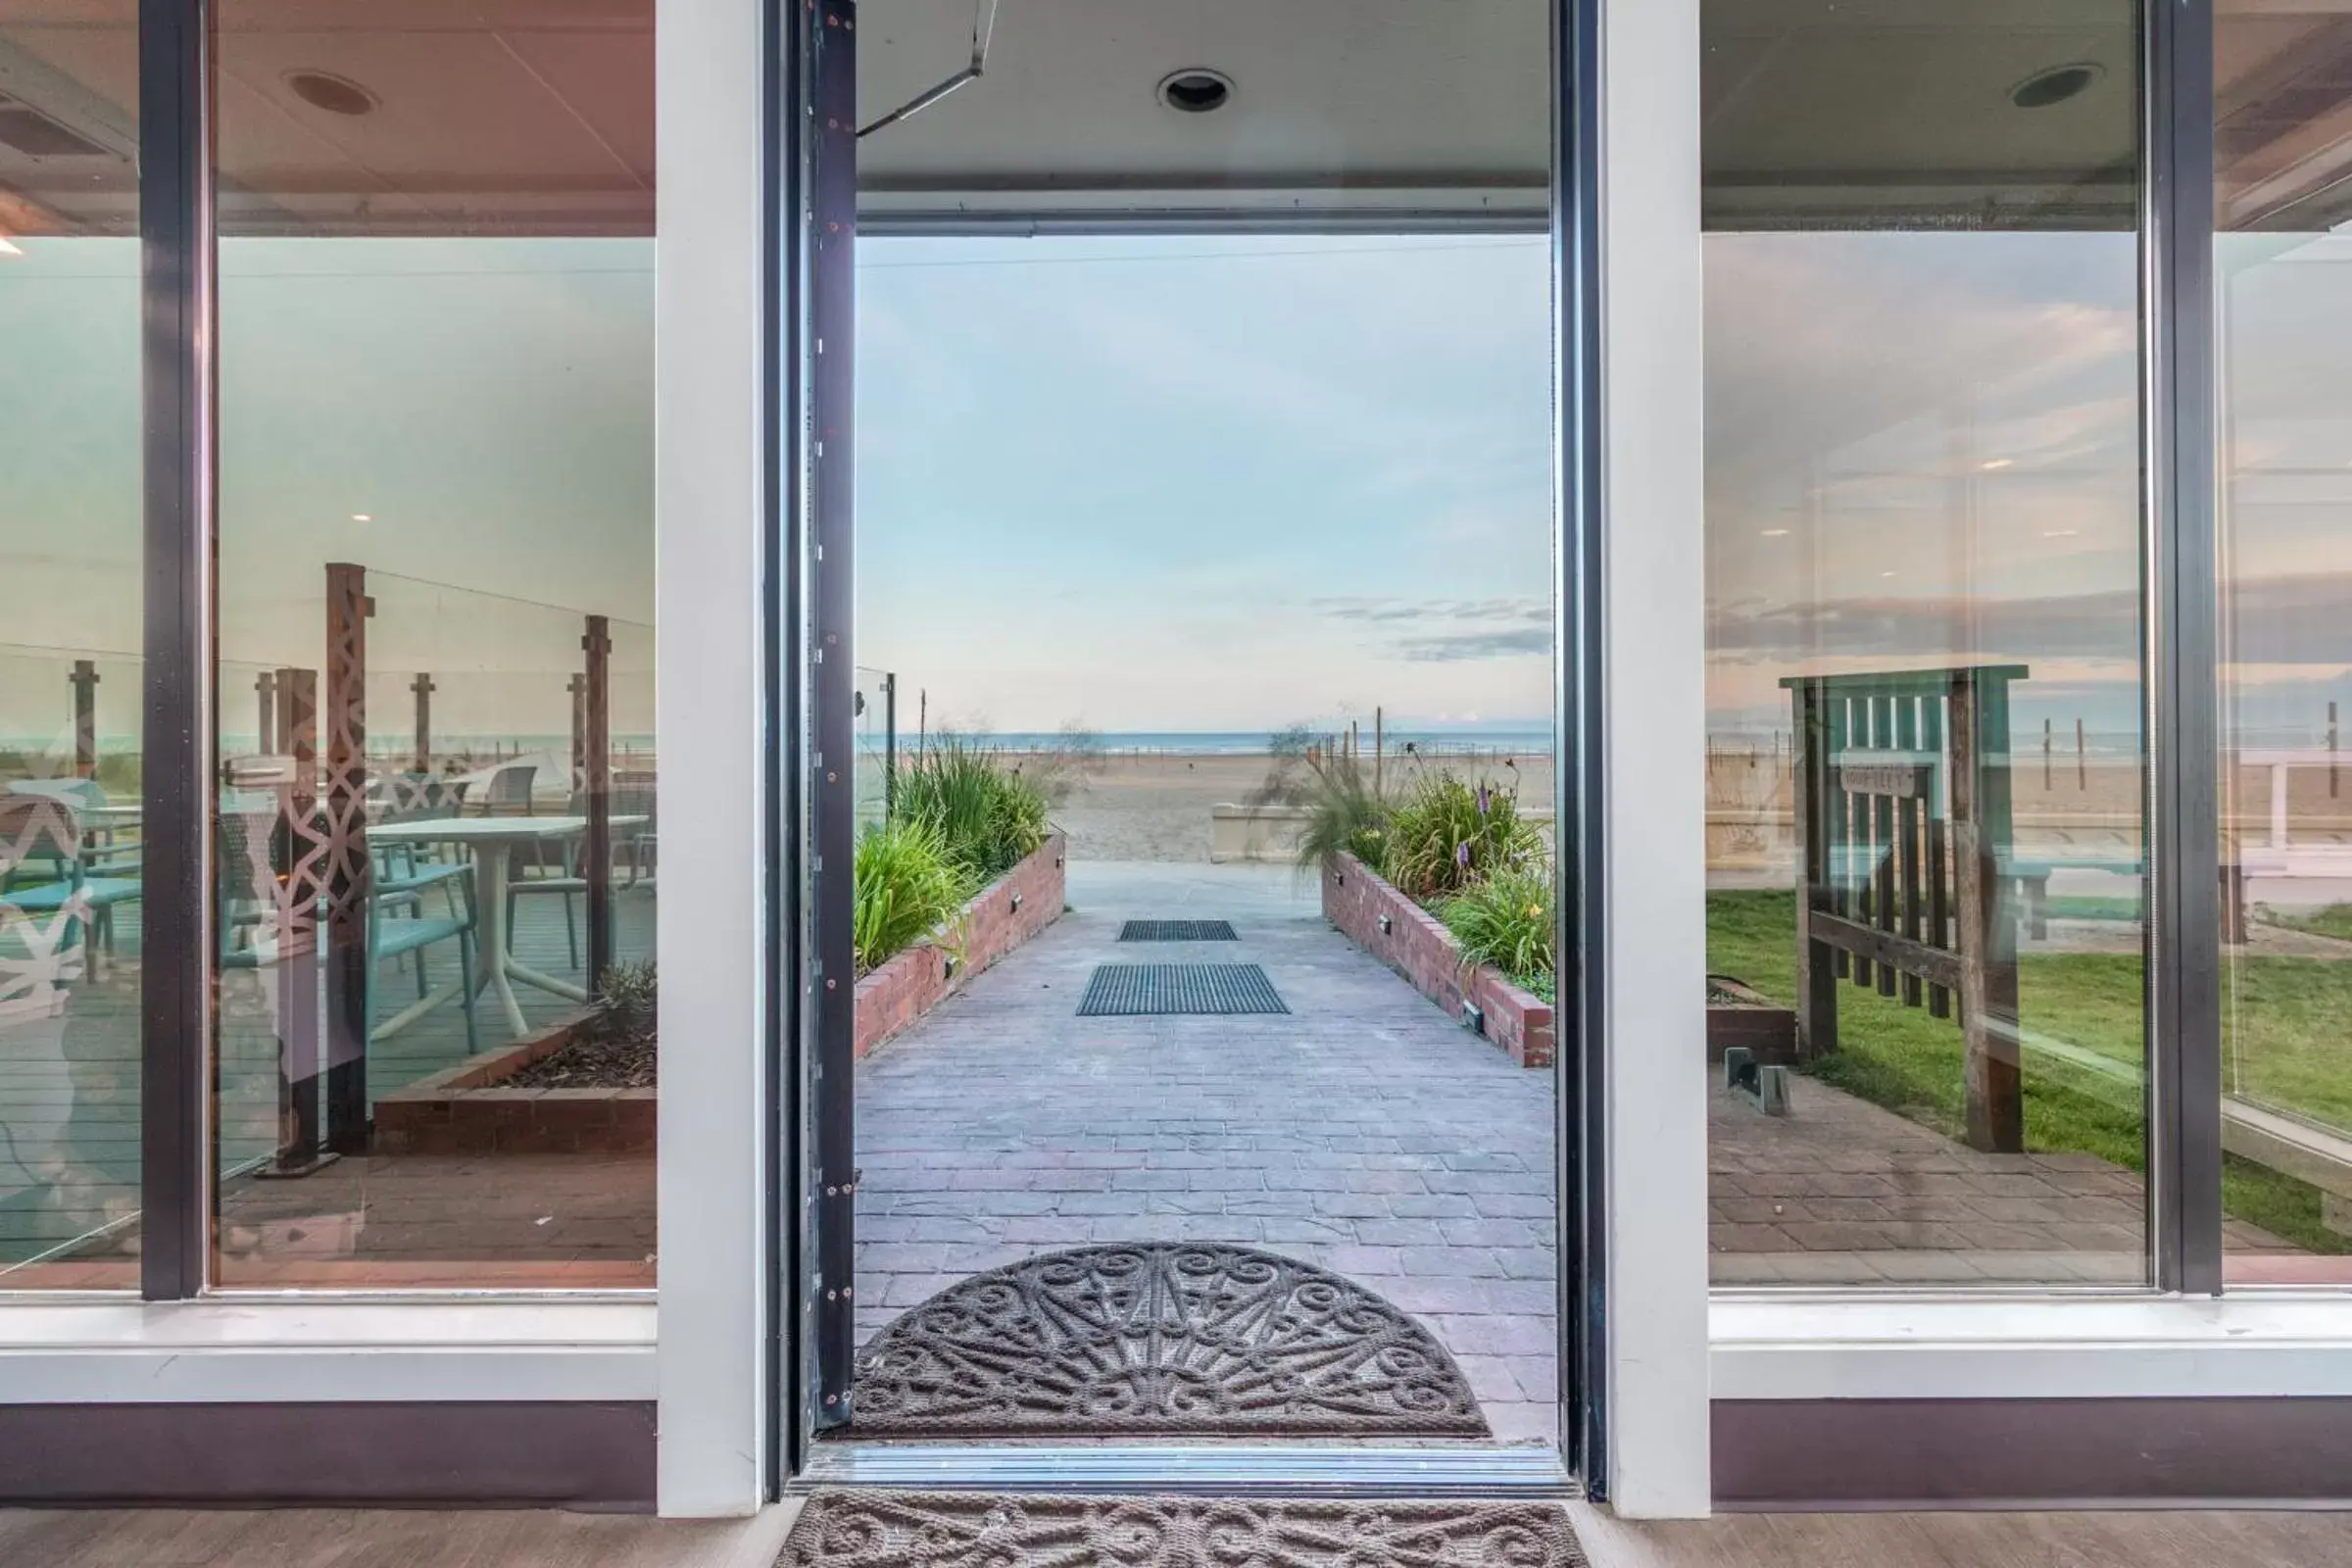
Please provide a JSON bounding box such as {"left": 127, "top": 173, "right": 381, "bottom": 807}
{"left": 855, "top": 831, "right": 1066, "bottom": 1058}
{"left": 1322, "top": 852, "right": 1553, "bottom": 1068}
{"left": 373, "top": 1020, "right": 656, "bottom": 1155}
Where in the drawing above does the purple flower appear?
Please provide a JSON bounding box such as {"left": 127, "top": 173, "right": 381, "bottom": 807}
{"left": 1477, "top": 785, "right": 1492, "bottom": 815}
{"left": 1455, "top": 841, "right": 1471, "bottom": 868}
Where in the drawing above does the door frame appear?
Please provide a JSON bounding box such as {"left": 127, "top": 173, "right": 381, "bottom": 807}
{"left": 760, "top": 0, "right": 1712, "bottom": 1510}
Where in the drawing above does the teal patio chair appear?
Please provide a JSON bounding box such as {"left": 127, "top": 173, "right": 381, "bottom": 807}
{"left": 0, "top": 794, "right": 141, "bottom": 983}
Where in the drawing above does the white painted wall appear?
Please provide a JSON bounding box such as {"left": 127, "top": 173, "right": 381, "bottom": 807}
{"left": 1599, "top": 0, "right": 1713, "bottom": 1520}
{"left": 655, "top": 0, "right": 772, "bottom": 1520}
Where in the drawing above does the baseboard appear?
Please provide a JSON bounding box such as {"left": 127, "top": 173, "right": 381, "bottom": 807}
{"left": 0, "top": 1401, "right": 657, "bottom": 1506}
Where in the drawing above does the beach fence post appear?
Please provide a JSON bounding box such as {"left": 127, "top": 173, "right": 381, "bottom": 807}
{"left": 1375, "top": 707, "right": 1384, "bottom": 798}
{"left": 2076, "top": 716, "right": 2087, "bottom": 791}
{"left": 412, "top": 671, "right": 435, "bottom": 774}
{"left": 883, "top": 670, "right": 898, "bottom": 818}
{"left": 2330, "top": 699, "right": 2339, "bottom": 799}
{"left": 69, "top": 660, "right": 99, "bottom": 779}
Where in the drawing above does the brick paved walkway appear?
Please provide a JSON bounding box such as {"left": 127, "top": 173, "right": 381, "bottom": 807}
{"left": 852, "top": 861, "right": 1561, "bottom": 1446}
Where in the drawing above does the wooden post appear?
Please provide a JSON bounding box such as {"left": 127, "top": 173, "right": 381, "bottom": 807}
{"left": 1826, "top": 693, "right": 1852, "bottom": 981}
{"left": 1790, "top": 679, "right": 1838, "bottom": 1060}
{"left": 1374, "top": 706, "right": 1384, "bottom": 799}
{"left": 1951, "top": 668, "right": 2024, "bottom": 1153}
{"left": 69, "top": 660, "right": 99, "bottom": 780}
{"left": 1896, "top": 693, "right": 1925, "bottom": 1008}
{"left": 412, "top": 671, "right": 435, "bottom": 773}
{"left": 1924, "top": 691, "right": 1952, "bottom": 1018}
{"left": 583, "top": 615, "right": 614, "bottom": 992}
{"left": 1872, "top": 697, "right": 1898, "bottom": 998}
{"left": 322, "top": 563, "right": 373, "bottom": 1154}
{"left": 2076, "top": 715, "right": 2087, "bottom": 791}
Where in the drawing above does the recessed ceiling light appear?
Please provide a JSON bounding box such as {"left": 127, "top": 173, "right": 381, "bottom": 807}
{"left": 1882, "top": 570, "right": 1897, "bottom": 578}
{"left": 286, "top": 70, "right": 379, "bottom": 117}
{"left": 351, "top": 513, "right": 371, "bottom": 523}
{"left": 1981, "top": 458, "right": 2014, "bottom": 470}
{"left": 1760, "top": 528, "right": 1790, "bottom": 537}
{"left": 2043, "top": 528, "right": 2078, "bottom": 538}
{"left": 1158, "top": 69, "right": 1234, "bottom": 114}
{"left": 2011, "top": 63, "right": 2101, "bottom": 111}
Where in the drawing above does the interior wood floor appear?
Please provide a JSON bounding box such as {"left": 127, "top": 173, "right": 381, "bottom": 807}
{"left": 4, "top": 1499, "right": 2351, "bottom": 1567}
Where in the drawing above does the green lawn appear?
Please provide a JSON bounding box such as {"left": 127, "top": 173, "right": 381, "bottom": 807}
{"left": 2278, "top": 903, "right": 2352, "bottom": 945}
{"left": 1708, "top": 889, "right": 2352, "bottom": 1255}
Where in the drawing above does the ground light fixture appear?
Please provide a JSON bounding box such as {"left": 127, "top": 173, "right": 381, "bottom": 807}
{"left": 2011, "top": 62, "right": 2100, "bottom": 110}
{"left": 1158, "top": 69, "right": 1234, "bottom": 114}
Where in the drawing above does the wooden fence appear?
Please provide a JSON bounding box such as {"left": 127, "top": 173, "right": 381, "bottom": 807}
{"left": 1785, "top": 665, "right": 2029, "bottom": 1153}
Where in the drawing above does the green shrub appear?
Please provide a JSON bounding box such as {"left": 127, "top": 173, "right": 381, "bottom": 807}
{"left": 853, "top": 819, "right": 972, "bottom": 975}
{"left": 591, "top": 959, "right": 659, "bottom": 1043}
{"left": 1382, "top": 771, "right": 1542, "bottom": 900}
{"left": 1442, "top": 865, "right": 1554, "bottom": 993}
{"left": 896, "top": 738, "right": 1051, "bottom": 883}
{"left": 1287, "top": 755, "right": 1387, "bottom": 873}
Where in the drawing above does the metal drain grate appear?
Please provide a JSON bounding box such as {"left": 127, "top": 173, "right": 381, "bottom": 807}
{"left": 1118, "top": 919, "right": 1239, "bottom": 943}
{"left": 1077, "top": 963, "right": 1289, "bottom": 1016}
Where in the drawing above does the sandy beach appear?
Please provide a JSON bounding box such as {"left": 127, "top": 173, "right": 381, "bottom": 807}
{"left": 1022, "top": 750, "right": 1557, "bottom": 863}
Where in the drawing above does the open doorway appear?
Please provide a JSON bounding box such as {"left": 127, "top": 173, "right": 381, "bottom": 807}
{"left": 797, "top": 0, "right": 1573, "bottom": 1473}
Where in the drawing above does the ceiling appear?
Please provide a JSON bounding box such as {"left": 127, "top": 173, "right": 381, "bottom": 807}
{"left": 0, "top": 0, "right": 2347, "bottom": 240}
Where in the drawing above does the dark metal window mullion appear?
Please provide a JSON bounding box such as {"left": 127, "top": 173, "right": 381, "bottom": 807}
{"left": 807, "top": 0, "right": 859, "bottom": 1431}
{"left": 2145, "top": 0, "right": 2224, "bottom": 1296}
{"left": 1554, "top": 0, "right": 1609, "bottom": 1496}
{"left": 137, "top": 0, "right": 218, "bottom": 1302}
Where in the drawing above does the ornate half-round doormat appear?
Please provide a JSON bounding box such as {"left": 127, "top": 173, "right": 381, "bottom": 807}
{"left": 776, "top": 1492, "right": 1586, "bottom": 1568}
{"left": 850, "top": 1243, "right": 1490, "bottom": 1438}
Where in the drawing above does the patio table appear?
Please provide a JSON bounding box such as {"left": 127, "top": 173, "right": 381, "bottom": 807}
{"left": 367, "top": 815, "right": 646, "bottom": 1040}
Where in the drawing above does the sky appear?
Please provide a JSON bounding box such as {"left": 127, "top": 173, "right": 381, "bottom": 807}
{"left": 855, "top": 234, "right": 1555, "bottom": 736}
{"left": 4, "top": 227, "right": 2350, "bottom": 754}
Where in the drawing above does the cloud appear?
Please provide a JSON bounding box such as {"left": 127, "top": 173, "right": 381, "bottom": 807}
{"left": 1399, "top": 626, "right": 1554, "bottom": 662}
{"left": 1314, "top": 595, "right": 1550, "bottom": 626}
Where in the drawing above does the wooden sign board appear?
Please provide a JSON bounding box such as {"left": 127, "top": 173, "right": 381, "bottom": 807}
{"left": 1838, "top": 760, "right": 1933, "bottom": 800}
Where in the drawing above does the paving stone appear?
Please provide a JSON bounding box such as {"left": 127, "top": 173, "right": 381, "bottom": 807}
{"left": 852, "top": 867, "right": 1561, "bottom": 1448}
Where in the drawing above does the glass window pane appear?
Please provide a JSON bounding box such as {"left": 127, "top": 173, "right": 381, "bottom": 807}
{"left": 0, "top": 1, "right": 141, "bottom": 1291}
{"left": 209, "top": 1, "right": 656, "bottom": 1289}
{"left": 1702, "top": 1, "right": 2152, "bottom": 1288}
{"left": 2218, "top": 2, "right": 2352, "bottom": 1285}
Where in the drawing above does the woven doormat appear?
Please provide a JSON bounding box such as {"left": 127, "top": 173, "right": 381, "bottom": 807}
{"left": 1076, "top": 963, "right": 1287, "bottom": 1016}
{"left": 852, "top": 1243, "right": 1488, "bottom": 1438}
{"left": 1119, "top": 918, "right": 1239, "bottom": 942}
{"left": 777, "top": 1492, "right": 1586, "bottom": 1568}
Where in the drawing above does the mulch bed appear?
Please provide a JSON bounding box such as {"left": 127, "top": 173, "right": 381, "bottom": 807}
{"left": 505, "top": 1033, "right": 656, "bottom": 1090}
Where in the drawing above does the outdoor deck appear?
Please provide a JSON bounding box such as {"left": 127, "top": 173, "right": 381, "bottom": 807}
{"left": 851, "top": 860, "right": 1562, "bottom": 1446}
{"left": 0, "top": 880, "right": 656, "bottom": 1283}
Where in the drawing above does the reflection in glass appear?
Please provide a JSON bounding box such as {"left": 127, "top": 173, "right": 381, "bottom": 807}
{"left": 0, "top": 2, "right": 141, "bottom": 1289}
{"left": 1701, "top": 2, "right": 2152, "bottom": 1286}
{"left": 2217, "top": 2, "right": 2352, "bottom": 1283}
{"left": 209, "top": 2, "right": 656, "bottom": 1288}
